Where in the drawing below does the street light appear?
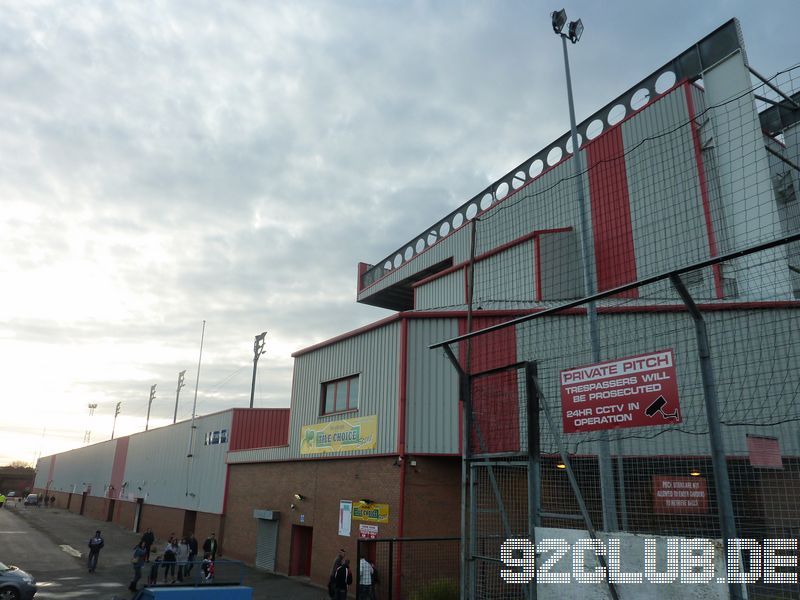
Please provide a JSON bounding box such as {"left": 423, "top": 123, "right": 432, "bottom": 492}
{"left": 249, "top": 331, "right": 267, "bottom": 409}
{"left": 550, "top": 8, "right": 618, "bottom": 531}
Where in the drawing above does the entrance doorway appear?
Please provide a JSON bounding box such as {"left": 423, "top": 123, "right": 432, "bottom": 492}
{"left": 133, "top": 498, "right": 144, "bottom": 533}
{"left": 106, "top": 499, "right": 115, "bottom": 522}
{"left": 183, "top": 510, "right": 197, "bottom": 538}
{"left": 79, "top": 491, "right": 88, "bottom": 515}
{"left": 288, "top": 525, "right": 313, "bottom": 576}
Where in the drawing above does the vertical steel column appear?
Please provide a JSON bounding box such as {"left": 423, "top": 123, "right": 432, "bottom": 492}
{"left": 387, "top": 541, "right": 394, "bottom": 600}
{"left": 444, "top": 344, "right": 471, "bottom": 600}
{"left": 670, "top": 274, "right": 743, "bottom": 600}
{"left": 525, "top": 363, "right": 540, "bottom": 600}
{"left": 561, "top": 32, "right": 618, "bottom": 532}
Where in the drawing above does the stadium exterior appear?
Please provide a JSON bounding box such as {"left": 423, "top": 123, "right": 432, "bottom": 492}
{"left": 35, "top": 18, "right": 800, "bottom": 597}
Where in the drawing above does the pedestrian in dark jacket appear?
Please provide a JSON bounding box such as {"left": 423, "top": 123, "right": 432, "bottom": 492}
{"left": 186, "top": 532, "right": 198, "bottom": 575}
{"left": 334, "top": 558, "right": 352, "bottom": 600}
{"left": 328, "top": 548, "right": 346, "bottom": 598}
{"left": 163, "top": 539, "right": 177, "bottom": 582}
{"left": 140, "top": 528, "right": 155, "bottom": 562}
{"left": 202, "top": 533, "right": 218, "bottom": 560}
{"left": 129, "top": 542, "right": 147, "bottom": 591}
{"left": 87, "top": 530, "right": 104, "bottom": 573}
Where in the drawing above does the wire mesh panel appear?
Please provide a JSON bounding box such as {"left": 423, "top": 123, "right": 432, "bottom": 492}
{"left": 357, "top": 537, "right": 460, "bottom": 600}
{"left": 428, "top": 48, "right": 800, "bottom": 599}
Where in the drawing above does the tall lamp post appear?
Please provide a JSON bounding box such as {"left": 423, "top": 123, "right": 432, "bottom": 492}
{"left": 249, "top": 331, "right": 267, "bottom": 408}
{"left": 551, "top": 8, "right": 619, "bottom": 531}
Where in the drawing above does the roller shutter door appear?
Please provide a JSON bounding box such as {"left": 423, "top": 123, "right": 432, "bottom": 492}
{"left": 255, "top": 519, "right": 278, "bottom": 571}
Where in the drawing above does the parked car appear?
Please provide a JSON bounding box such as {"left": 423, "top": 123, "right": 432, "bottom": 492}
{"left": 6, "top": 492, "right": 15, "bottom": 498}
{"left": 0, "top": 561, "right": 37, "bottom": 600}
{"left": 22, "top": 494, "right": 37, "bottom": 506}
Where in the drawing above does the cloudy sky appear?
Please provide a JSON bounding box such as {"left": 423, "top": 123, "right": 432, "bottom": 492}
{"left": 1, "top": 1, "right": 798, "bottom": 466}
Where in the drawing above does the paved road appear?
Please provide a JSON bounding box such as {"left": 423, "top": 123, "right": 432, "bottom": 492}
{"left": 1, "top": 503, "right": 328, "bottom": 599}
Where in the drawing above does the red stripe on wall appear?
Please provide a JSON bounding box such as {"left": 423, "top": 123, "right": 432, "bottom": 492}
{"left": 459, "top": 316, "right": 519, "bottom": 454}
{"left": 684, "top": 83, "right": 724, "bottom": 298}
{"left": 109, "top": 437, "right": 129, "bottom": 498}
{"left": 229, "top": 409, "right": 290, "bottom": 451}
{"left": 587, "top": 126, "right": 639, "bottom": 297}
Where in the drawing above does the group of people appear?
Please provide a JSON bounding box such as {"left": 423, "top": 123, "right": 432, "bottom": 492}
{"left": 328, "top": 548, "right": 378, "bottom": 600}
{"left": 128, "top": 529, "right": 218, "bottom": 592}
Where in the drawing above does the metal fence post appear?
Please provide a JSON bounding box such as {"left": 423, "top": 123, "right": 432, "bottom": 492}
{"left": 670, "top": 274, "right": 744, "bottom": 600}
{"left": 525, "top": 362, "right": 540, "bottom": 600}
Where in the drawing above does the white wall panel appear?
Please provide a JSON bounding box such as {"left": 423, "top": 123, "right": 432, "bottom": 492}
{"left": 123, "top": 411, "right": 232, "bottom": 514}
{"left": 41, "top": 439, "right": 117, "bottom": 497}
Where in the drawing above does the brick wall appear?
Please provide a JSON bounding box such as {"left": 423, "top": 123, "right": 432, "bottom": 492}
{"left": 225, "top": 456, "right": 401, "bottom": 588}
{"left": 402, "top": 456, "right": 460, "bottom": 538}
{"left": 139, "top": 503, "right": 187, "bottom": 546}
{"left": 115, "top": 499, "right": 138, "bottom": 530}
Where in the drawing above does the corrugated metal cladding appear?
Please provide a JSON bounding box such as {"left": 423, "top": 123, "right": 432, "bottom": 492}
{"left": 358, "top": 149, "right": 583, "bottom": 304}
{"left": 33, "top": 456, "right": 52, "bottom": 489}
{"left": 511, "top": 308, "right": 800, "bottom": 458}
{"left": 38, "top": 439, "right": 117, "bottom": 496}
{"left": 406, "top": 318, "right": 460, "bottom": 454}
{"left": 357, "top": 226, "right": 471, "bottom": 301}
{"left": 620, "top": 84, "right": 715, "bottom": 299}
{"left": 123, "top": 411, "right": 233, "bottom": 514}
{"left": 229, "top": 408, "right": 290, "bottom": 451}
{"left": 284, "top": 320, "right": 401, "bottom": 458}
{"left": 415, "top": 269, "right": 465, "bottom": 311}
{"left": 538, "top": 231, "right": 583, "bottom": 301}
{"left": 474, "top": 241, "right": 535, "bottom": 309}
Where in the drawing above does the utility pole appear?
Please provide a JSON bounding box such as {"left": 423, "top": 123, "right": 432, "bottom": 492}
{"left": 249, "top": 331, "right": 267, "bottom": 409}
{"left": 173, "top": 370, "right": 186, "bottom": 424}
{"left": 111, "top": 402, "right": 121, "bottom": 439}
{"left": 145, "top": 384, "right": 156, "bottom": 431}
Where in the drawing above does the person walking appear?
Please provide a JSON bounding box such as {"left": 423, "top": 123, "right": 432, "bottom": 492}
{"left": 358, "top": 556, "right": 375, "bottom": 600}
{"left": 328, "top": 548, "right": 346, "bottom": 598}
{"left": 201, "top": 553, "right": 214, "bottom": 584}
{"left": 148, "top": 552, "right": 162, "bottom": 586}
{"left": 140, "top": 528, "right": 155, "bottom": 562}
{"left": 87, "top": 530, "right": 104, "bottom": 573}
{"left": 176, "top": 537, "right": 189, "bottom": 582}
{"left": 186, "top": 532, "right": 198, "bottom": 575}
{"left": 202, "top": 533, "right": 218, "bottom": 561}
{"left": 162, "top": 538, "right": 177, "bottom": 583}
{"left": 333, "top": 558, "right": 352, "bottom": 600}
{"left": 129, "top": 541, "right": 147, "bottom": 592}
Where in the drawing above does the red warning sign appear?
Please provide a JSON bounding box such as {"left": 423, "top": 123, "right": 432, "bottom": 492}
{"left": 560, "top": 349, "right": 681, "bottom": 433}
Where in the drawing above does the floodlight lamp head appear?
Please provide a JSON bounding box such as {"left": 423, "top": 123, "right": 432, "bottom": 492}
{"left": 568, "top": 19, "right": 583, "bottom": 43}
{"left": 551, "top": 9, "right": 567, "bottom": 35}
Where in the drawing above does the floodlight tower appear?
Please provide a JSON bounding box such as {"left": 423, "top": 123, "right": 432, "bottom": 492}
{"left": 111, "top": 402, "right": 121, "bottom": 439}
{"left": 249, "top": 331, "right": 267, "bottom": 409}
{"left": 173, "top": 370, "right": 186, "bottom": 424}
{"left": 145, "top": 384, "right": 157, "bottom": 431}
{"left": 551, "top": 8, "right": 618, "bottom": 531}
{"left": 85, "top": 403, "right": 98, "bottom": 444}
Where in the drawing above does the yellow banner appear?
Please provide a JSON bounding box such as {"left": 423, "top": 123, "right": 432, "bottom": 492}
{"left": 300, "top": 415, "right": 378, "bottom": 455}
{"left": 353, "top": 501, "right": 389, "bottom": 523}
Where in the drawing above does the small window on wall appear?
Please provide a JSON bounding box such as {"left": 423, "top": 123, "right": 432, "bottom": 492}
{"left": 204, "top": 429, "right": 229, "bottom": 445}
{"left": 322, "top": 375, "right": 359, "bottom": 415}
